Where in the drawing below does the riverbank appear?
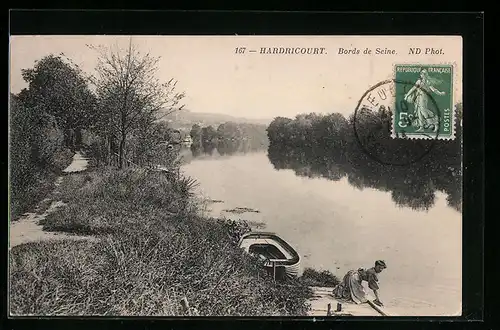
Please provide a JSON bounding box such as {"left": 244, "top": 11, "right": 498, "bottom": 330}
{"left": 10, "top": 148, "right": 75, "bottom": 221}
{"left": 10, "top": 152, "right": 97, "bottom": 249}
{"left": 9, "top": 165, "right": 314, "bottom": 316}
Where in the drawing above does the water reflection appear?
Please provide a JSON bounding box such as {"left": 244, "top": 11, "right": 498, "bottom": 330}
{"left": 190, "top": 138, "right": 269, "bottom": 158}
{"left": 267, "top": 145, "right": 461, "bottom": 212}
{"left": 185, "top": 136, "right": 461, "bottom": 212}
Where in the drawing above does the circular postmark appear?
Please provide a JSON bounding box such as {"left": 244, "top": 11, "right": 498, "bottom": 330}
{"left": 352, "top": 79, "right": 441, "bottom": 166}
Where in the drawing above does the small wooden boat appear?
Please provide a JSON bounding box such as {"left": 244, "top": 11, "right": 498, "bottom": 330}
{"left": 238, "top": 232, "right": 300, "bottom": 280}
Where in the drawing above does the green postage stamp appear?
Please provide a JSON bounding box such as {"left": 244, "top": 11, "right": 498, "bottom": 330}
{"left": 393, "top": 64, "right": 454, "bottom": 140}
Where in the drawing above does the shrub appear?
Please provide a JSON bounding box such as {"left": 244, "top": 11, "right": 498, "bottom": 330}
{"left": 9, "top": 96, "right": 74, "bottom": 219}
{"left": 299, "top": 268, "right": 340, "bottom": 288}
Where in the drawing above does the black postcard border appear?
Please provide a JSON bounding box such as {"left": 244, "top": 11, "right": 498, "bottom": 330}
{"left": 4, "top": 10, "right": 485, "bottom": 330}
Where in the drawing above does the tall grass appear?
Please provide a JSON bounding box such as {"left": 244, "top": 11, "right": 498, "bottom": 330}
{"left": 10, "top": 148, "right": 74, "bottom": 220}
{"left": 299, "top": 268, "right": 340, "bottom": 288}
{"left": 10, "top": 168, "right": 312, "bottom": 316}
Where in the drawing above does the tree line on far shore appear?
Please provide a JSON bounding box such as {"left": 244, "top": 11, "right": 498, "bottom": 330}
{"left": 266, "top": 107, "right": 462, "bottom": 212}
{"left": 189, "top": 121, "right": 269, "bottom": 155}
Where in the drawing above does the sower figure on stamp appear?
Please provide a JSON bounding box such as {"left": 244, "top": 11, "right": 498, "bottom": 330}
{"left": 332, "top": 260, "right": 387, "bottom": 307}
{"left": 403, "top": 69, "right": 445, "bottom": 133}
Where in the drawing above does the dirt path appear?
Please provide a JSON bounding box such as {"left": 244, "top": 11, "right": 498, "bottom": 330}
{"left": 9, "top": 152, "right": 96, "bottom": 249}
{"left": 62, "top": 152, "right": 89, "bottom": 173}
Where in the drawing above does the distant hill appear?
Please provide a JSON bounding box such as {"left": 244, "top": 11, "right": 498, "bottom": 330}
{"left": 161, "top": 109, "right": 272, "bottom": 130}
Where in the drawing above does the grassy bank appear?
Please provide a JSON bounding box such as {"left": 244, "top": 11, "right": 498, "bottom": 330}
{"left": 9, "top": 168, "right": 313, "bottom": 316}
{"left": 10, "top": 148, "right": 74, "bottom": 220}
{"left": 299, "top": 268, "right": 340, "bottom": 288}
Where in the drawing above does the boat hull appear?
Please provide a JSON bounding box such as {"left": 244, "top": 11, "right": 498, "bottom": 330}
{"left": 239, "top": 232, "right": 301, "bottom": 279}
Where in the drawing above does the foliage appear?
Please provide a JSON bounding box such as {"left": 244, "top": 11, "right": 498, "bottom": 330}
{"left": 10, "top": 54, "right": 94, "bottom": 217}
{"left": 217, "top": 121, "right": 242, "bottom": 140}
{"left": 9, "top": 95, "right": 74, "bottom": 219}
{"left": 19, "top": 54, "right": 97, "bottom": 148}
{"left": 299, "top": 268, "right": 340, "bottom": 288}
{"left": 266, "top": 108, "right": 462, "bottom": 212}
{"left": 10, "top": 169, "right": 312, "bottom": 316}
{"left": 215, "top": 218, "right": 252, "bottom": 246}
{"left": 91, "top": 40, "right": 185, "bottom": 169}
{"left": 190, "top": 124, "right": 203, "bottom": 146}
{"left": 201, "top": 125, "right": 218, "bottom": 144}
{"left": 189, "top": 121, "right": 269, "bottom": 156}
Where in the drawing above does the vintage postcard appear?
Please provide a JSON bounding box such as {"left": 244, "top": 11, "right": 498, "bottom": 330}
{"left": 9, "top": 35, "right": 462, "bottom": 317}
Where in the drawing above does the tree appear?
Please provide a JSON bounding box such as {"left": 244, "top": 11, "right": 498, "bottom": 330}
{"left": 126, "top": 120, "right": 180, "bottom": 168}
{"left": 201, "top": 125, "right": 218, "bottom": 144}
{"left": 190, "top": 124, "right": 203, "bottom": 146}
{"left": 314, "top": 113, "right": 349, "bottom": 149}
{"left": 217, "top": 122, "right": 242, "bottom": 140}
{"left": 266, "top": 116, "right": 293, "bottom": 145}
{"left": 92, "top": 39, "right": 185, "bottom": 169}
{"left": 19, "top": 54, "right": 97, "bottom": 149}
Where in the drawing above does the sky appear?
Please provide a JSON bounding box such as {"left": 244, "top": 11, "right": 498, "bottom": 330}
{"left": 10, "top": 35, "right": 462, "bottom": 120}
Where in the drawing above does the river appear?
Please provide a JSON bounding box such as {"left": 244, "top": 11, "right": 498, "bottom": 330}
{"left": 180, "top": 147, "right": 462, "bottom": 317}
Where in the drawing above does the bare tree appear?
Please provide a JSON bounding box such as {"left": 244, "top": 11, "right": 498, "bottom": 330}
{"left": 93, "top": 39, "right": 185, "bottom": 169}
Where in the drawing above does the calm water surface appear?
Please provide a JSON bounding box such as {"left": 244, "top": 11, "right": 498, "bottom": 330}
{"left": 181, "top": 150, "right": 462, "bottom": 316}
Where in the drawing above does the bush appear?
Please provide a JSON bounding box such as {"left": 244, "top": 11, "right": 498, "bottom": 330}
{"left": 51, "top": 148, "right": 74, "bottom": 172}
{"left": 9, "top": 96, "right": 74, "bottom": 219}
{"left": 10, "top": 145, "right": 73, "bottom": 220}
{"left": 10, "top": 171, "right": 58, "bottom": 220}
{"left": 299, "top": 268, "right": 340, "bottom": 288}
{"left": 80, "top": 131, "right": 108, "bottom": 169}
